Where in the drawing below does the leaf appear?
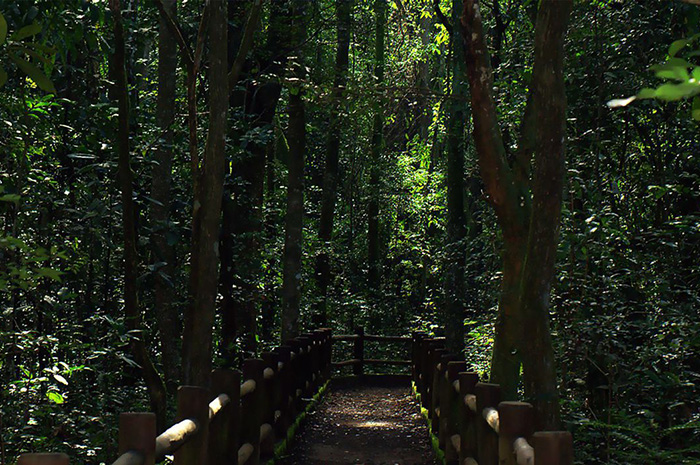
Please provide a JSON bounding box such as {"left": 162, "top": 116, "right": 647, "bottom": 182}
{"left": 46, "top": 391, "right": 64, "bottom": 404}
{"left": 8, "top": 53, "right": 56, "bottom": 93}
{"left": 52, "top": 373, "right": 68, "bottom": 385}
{"left": 37, "top": 267, "right": 63, "bottom": 282}
{"left": 693, "top": 96, "right": 700, "bottom": 121}
{"left": 637, "top": 88, "right": 657, "bottom": 99}
{"left": 669, "top": 39, "right": 689, "bottom": 57}
{"left": 10, "top": 23, "right": 42, "bottom": 41}
{"left": 0, "top": 12, "right": 7, "bottom": 46}
{"left": 0, "top": 194, "right": 20, "bottom": 203}
{"left": 654, "top": 82, "right": 700, "bottom": 101}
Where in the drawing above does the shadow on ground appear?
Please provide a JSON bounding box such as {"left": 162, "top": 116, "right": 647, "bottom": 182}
{"left": 277, "top": 385, "right": 438, "bottom": 465}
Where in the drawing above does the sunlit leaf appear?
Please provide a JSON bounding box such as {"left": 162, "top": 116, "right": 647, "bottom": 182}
{"left": 53, "top": 373, "right": 68, "bottom": 385}
{"left": 46, "top": 392, "right": 64, "bottom": 404}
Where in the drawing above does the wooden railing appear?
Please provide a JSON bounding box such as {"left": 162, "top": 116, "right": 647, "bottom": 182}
{"left": 331, "top": 327, "right": 412, "bottom": 376}
{"left": 412, "top": 332, "right": 573, "bottom": 465}
{"left": 16, "top": 329, "right": 333, "bottom": 465}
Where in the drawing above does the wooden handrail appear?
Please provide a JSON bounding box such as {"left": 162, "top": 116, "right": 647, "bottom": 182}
{"left": 410, "top": 331, "right": 573, "bottom": 465}
{"left": 25, "top": 329, "right": 336, "bottom": 465}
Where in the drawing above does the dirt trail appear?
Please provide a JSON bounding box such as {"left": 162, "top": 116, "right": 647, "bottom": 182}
{"left": 277, "top": 386, "right": 438, "bottom": 465}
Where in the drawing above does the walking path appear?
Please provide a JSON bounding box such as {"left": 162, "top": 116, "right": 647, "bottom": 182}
{"left": 278, "top": 386, "right": 438, "bottom": 465}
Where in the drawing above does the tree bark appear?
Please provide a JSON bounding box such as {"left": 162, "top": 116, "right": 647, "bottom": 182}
{"left": 281, "top": 1, "right": 308, "bottom": 343}
{"left": 152, "top": 0, "right": 180, "bottom": 394}
{"left": 460, "top": 0, "right": 572, "bottom": 428}
{"left": 182, "top": 0, "right": 228, "bottom": 386}
{"left": 110, "top": 0, "right": 167, "bottom": 430}
{"left": 220, "top": 1, "right": 291, "bottom": 359}
{"left": 367, "top": 0, "right": 386, "bottom": 290}
{"left": 281, "top": 88, "right": 305, "bottom": 342}
{"left": 443, "top": 0, "right": 469, "bottom": 354}
{"left": 315, "top": 0, "right": 353, "bottom": 327}
{"left": 518, "top": 0, "right": 572, "bottom": 430}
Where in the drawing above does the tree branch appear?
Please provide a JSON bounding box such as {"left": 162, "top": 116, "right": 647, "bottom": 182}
{"left": 153, "top": 0, "right": 194, "bottom": 68}
{"left": 460, "top": 0, "right": 521, "bottom": 227}
{"left": 229, "top": 0, "right": 264, "bottom": 92}
{"left": 433, "top": 0, "right": 452, "bottom": 34}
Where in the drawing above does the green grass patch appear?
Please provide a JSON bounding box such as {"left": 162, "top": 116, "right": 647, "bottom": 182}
{"left": 412, "top": 382, "right": 446, "bottom": 465}
{"left": 267, "top": 380, "right": 330, "bottom": 464}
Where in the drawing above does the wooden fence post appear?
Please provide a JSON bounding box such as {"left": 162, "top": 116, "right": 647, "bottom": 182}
{"left": 498, "top": 402, "right": 534, "bottom": 465}
{"left": 533, "top": 431, "right": 573, "bottom": 465}
{"left": 444, "top": 361, "right": 466, "bottom": 465}
{"left": 459, "top": 372, "right": 480, "bottom": 464}
{"left": 275, "top": 345, "right": 294, "bottom": 433}
{"left": 428, "top": 348, "right": 447, "bottom": 417}
{"left": 261, "top": 351, "right": 280, "bottom": 458}
{"left": 433, "top": 354, "right": 459, "bottom": 440}
{"left": 475, "top": 382, "right": 501, "bottom": 465}
{"left": 17, "top": 454, "right": 69, "bottom": 465}
{"left": 411, "top": 332, "right": 426, "bottom": 386}
{"left": 173, "top": 386, "right": 210, "bottom": 465}
{"left": 208, "top": 369, "right": 240, "bottom": 465}
{"left": 353, "top": 326, "right": 364, "bottom": 377}
{"left": 118, "top": 412, "right": 156, "bottom": 465}
{"left": 241, "top": 359, "right": 265, "bottom": 465}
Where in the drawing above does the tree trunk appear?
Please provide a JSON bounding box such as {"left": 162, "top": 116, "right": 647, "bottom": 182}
{"left": 152, "top": 0, "right": 180, "bottom": 394}
{"left": 367, "top": 0, "right": 386, "bottom": 290}
{"left": 281, "top": 1, "right": 308, "bottom": 343}
{"left": 315, "top": 0, "right": 353, "bottom": 327}
{"left": 182, "top": 0, "right": 228, "bottom": 386}
{"left": 518, "top": 0, "right": 572, "bottom": 430}
{"left": 460, "top": 0, "right": 572, "bottom": 427}
{"left": 110, "top": 0, "right": 167, "bottom": 430}
{"left": 220, "top": 1, "right": 291, "bottom": 359}
{"left": 281, "top": 88, "right": 305, "bottom": 342}
{"left": 443, "top": 0, "right": 469, "bottom": 354}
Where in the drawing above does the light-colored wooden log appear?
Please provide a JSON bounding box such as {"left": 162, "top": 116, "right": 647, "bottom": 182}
{"left": 514, "top": 437, "right": 534, "bottom": 465}
{"left": 240, "top": 379, "right": 256, "bottom": 398}
{"left": 465, "top": 394, "right": 477, "bottom": 412}
{"left": 237, "top": 444, "right": 254, "bottom": 465}
{"left": 483, "top": 407, "right": 499, "bottom": 434}
{"left": 208, "top": 394, "right": 230, "bottom": 420}
{"left": 450, "top": 434, "right": 462, "bottom": 453}
{"left": 259, "top": 423, "right": 273, "bottom": 442}
{"left": 155, "top": 419, "right": 199, "bottom": 459}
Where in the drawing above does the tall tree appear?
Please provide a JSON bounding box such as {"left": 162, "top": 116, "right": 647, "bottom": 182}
{"left": 182, "top": 0, "right": 228, "bottom": 386}
{"left": 460, "top": 0, "right": 573, "bottom": 428}
{"left": 442, "top": 0, "right": 470, "bottom": 354}
{"left": 281, "top": 1, "right": 308, "bottom": 342}
{"left": 315, "top": 0, "right": 353, "bottom": 327}
{"left": 368, "top": 0, "right": 386, "bottom": 289}
{"left": 110, "top": 0, "right": 167, "bottom": 428}
{"left": 220, "top": 1, "right": 292, "bottom": 359}
{"left": 151, "top": 0, "right": 180, "bottom": 394}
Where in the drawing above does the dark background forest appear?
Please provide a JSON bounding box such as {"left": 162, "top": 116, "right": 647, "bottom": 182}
{"left": 0, "top": 0, "right": 699, "bottom": 463}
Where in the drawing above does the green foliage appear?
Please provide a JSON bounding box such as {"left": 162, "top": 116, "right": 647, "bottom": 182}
{"left": 0, "top": 11, "right": 56, "bottom": 92}
{"left": 608, "top": 34, "right": 700, "bottom": 120}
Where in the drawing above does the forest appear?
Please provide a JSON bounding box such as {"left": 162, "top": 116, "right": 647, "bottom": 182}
{"left": 1, "top": 0, "right": 699, "bottom": 463}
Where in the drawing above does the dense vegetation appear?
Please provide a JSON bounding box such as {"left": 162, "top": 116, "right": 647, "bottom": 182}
{"left": 0, "top": 0, "right": 698, "bottom": 463}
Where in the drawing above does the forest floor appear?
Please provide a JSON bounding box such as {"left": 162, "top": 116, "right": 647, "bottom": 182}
{"left": 277, "top": 385, "right": 438, "bottom": 465}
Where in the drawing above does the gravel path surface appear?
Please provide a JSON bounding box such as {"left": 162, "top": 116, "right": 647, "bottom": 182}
{"left": 277, "top": 386, "right": 438, "bottom": 465}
